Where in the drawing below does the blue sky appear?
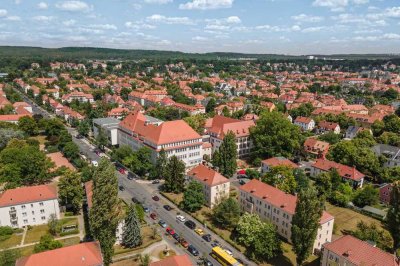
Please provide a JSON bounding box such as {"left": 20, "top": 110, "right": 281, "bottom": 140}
{"left": 0, "top": 0, "right": 400, "bottom": 54}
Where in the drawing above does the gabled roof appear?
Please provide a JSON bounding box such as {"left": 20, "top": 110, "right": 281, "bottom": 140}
{"left": 187, "top": 164, "right": 229, "bottom": 187}
{"left": 16, "top": 242, "right": 103, "bottom": 266}
{"left": 312, "top": 159, "right": 365, "bottom": 181}
{"left": 294, "top": 116, "right": 313, "bottom": 124}
{"left": 262, "top": 157, "right": 298, "bottom": 169}
{"left": 206, "top": 115, "right": 255, "bottom": 138}
{"left": 0, "top": 184, "right": 57, "bottom": 207}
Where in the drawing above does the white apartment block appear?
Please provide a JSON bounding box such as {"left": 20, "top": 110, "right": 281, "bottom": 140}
{"left": 0, "top": 185, "right": 60, "bottom": 228}
{"left": 294, "top": 116, "right": 315, "bottom": 131}
{"left": 239, "top": 179, "right": 334, "bottom": 253}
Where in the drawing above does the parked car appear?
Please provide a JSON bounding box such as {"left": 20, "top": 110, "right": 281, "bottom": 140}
{"left": 152, "top": 179, "right": 160, "bottom": 184}
{"left": 143, "top": 207, "right": 150, "bottom": 213}
{"left": 211, "top": 240, "right": 220, "bottom": 248}
{"left": 166, "top": 227, "right": 175, "bottom": 235}
{"left": 194, "top": 228, "right": 204, "bottom": 236}
{"left": 172, "top": 233, "right": 180, "bottom": 241}
{"left": 184, "top": 220, "right": 196, "bottom": 230}
{"left": 179, "top": 238, "right": 189, "bottom": 248}
{"left": 152, "top": 195, "right": 160, "bottom": 201}
{"left": 239, "top": 179, "right": 246, "bottom": 185}
{"left": 163, "top": 205, "right": 172, "bottom": 211}
{"left": 158, "top": 220, "right": 167, "bottom": 228}
{"left": 188, "top": 245, "right": 199, "bottom": 256}
{"left": 176, "top": 215, "right": 186, "bottom": 222}
{"left": 203, "top": 259, "right": 213, "bottom": 266}
{"left": 202, "top": 234, "right": 212, "bottom": 242}
{"left": 118, "top": 185, "right": 125, "bottom": 191}
{"left": 127, "top": 172, "right": 134, "bottom": 180}
{"left": 118, "top": 168, "right": 126, "bottom": 175}
{"left": 224, "top": 249, "right": 233, "bottom": 256}
{"left": 131, "top": 197, "right": 139, "bottom": 203}
{"left": 150, "top": 213, "right": 157, "bottom": 220}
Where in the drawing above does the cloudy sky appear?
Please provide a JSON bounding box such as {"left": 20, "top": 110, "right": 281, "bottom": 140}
{"left": 0, "top": 0, "right": 400, "bottom": 55}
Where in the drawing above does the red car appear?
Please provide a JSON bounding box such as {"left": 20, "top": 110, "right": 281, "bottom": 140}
{"left": 150, "top": 213, "right": 157, "bottom": 220}
{"left": 237, "top": 169, "right": 246, "bottom": 175}
{"left": 118, "top": 168, "right": 126, "bottom": 175}
{"left": 166, "top": 227, "right": 175, "bottom": 235}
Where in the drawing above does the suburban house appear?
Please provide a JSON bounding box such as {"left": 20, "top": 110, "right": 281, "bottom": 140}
{"left": 303, "top": 138, "right": 330, "bottom": 158}
{"left": 93, "top": 117, "right": 121, "bottom": 146}
{"left": 150, "top": 254, "right": 194, "bottom": 266}
{"left": 310, "top": 159, "right": 365, "bottom": 188}
{"left": 205, "top": 115, "right": 255, "bottom": 158}
{"left": 16, "top": 242, "right": 103, "bottom": 266}
{"left": 186, "top": 164, "right": 230, "bottom": 208}
{"left": 61, "top": 91, "right": 94, "bottom": 103}
{"left": 372, "top": 144, "right": 400, "bottom": 168}
{"left": 118, "top": 111, "right": 203, "bottom": 167}
{"left": 321, "top": 235, "right": 400, "bottom": 266}
{"left": 379, "top": 183, "right": 393, "bottom": 205}
{"left": 316, "top": 121, "right": 340, "bottom": 134}
{"left": 345, "top": 126, "right": 371, "bottom": 139}
{"left": 0, "top": 185, "right": 60, "bottom": 228}
{"left": 239, "top": 179, "right": 334, "bottom": 253}
{"left": 261, "top": 157, "right": 298, "bottom": 174}
{"left": 294, "top": 116, "right": 315, "bottom": 131}
{"left": 128, "top": 89, "right": 168, "bottom": 107}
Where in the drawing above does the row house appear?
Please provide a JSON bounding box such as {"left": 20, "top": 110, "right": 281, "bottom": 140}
{"left": 261, "top": 157, "right": 298, "bottom": 174}
{"left": 128, "top": 90, "right": 168, "bottom": 107}
{"left": 13, "top": 102, "right": 33, "bottom": 115}
{"left": 67, "top": 84, "right": 91, "bottom": 92}
{"left": 60, "top": 106, "right": 84, "bottom": 124}
{"left": 294, "top": 116, "right": 315, "bottom": 131}
{"left": 239, "top": 179, "right": 334, "bottom": 253}
{"left": 118, "top": 111, "right": 203, "bottom": 167}
{"left": 104, "top": 94, "right": 125, "bottom": 107}
{"left": 0, "top": 185, "right": 60, "bottom": 228}
{"left": 173, "top": 102, "right": 206, "bottom": 115}
{"left": 108, "top": 107, "right": 130, "bottom": 120}
{"left": 0, "top": 114, "right": 32, "bottom": 124}
{"left": 205, "top": 115, "right": 255, "bottom": 158}
{"left": 61, "top": 92, "right": 94, "bottom": 103}
{"left": 310, "top": 159, "right": 365, "bottom": 188}
{"left": 186, "top": 164, "right": 230, "bottom": 208}
{"left": 315, "top": 121, "right": 340, "bottom": 134}
{"left": 303, "top": 138, "right": 330, "bottom": 158}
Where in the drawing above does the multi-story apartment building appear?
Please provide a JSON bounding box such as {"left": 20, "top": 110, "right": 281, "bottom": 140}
{"left": 186, "top": 164, "right": 230, "bottom": 208}
{"left": 61, "top": 91, "right": 94, "bottom": 103}
{"left": 118, "top": 111, "right": 203, "bottom": 167}
{"left": 0, "top": 185, "right": 60, "bottom": 228}
{"left": 294, "top": 116, "right": 315, "bottom": 131}
{"left": 239, "top": 179, "right": 334, "bottom": 253}
{"left": 205, "top": 115, "right": 255, "bottom": 158}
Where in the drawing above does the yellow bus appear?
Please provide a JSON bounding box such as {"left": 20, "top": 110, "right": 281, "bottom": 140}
{"left": 211, "top": 246, "right": 243, "bottom": 266}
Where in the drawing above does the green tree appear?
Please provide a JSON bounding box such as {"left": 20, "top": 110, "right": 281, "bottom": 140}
{"left": 163, "top": 156, "right": 186, "bottom": 193}
{"left": 291, "top": 185, "right": 324, "bottom": 265}
{"left": 183, "top": 114, "right": 206, "bottom": 134}
{"left": 90, "top": 158, "right": 122, "bottom": 265}
{"left": 77, "top": 119, "right": 90, "bottom": 137}
{"left": 122, "top": 204, "right": 142, "bottom": 248}
{"left": 153, "top": 149, "right": 168, "bottom": 179}
{"left": 42, "top": 118, "right": 65, "bottom": 137}
{"left": 139, "top": 254, "right": 151, "bottom": 266}
{"left": 318, "top": 131, "right": 341, "bottom": 145}
{"left": 111, "top": 145, "right": 133, "bottom": 163}
{"left": 18, "top": 116, "right": 38, "bottom": 136}
{"left": 384, "top": 115, "right": 400, "bottom": 134}
{"left": 33, "top": 234, "right": 63, "bottom": 253}
{"left": 212, "top": 197, "right": 241, "bottom": 229}
{"left": 353, "top": 185, "right": 379, "bottom": 207}
{"left": 352, "top": 221, "right": 393, "bottom": 251}
{"left": 263, "top": 165, "right": 297, "bottom": 194}
{"left": 387, "top": 181, "right": 400, "bottom": 251}
{"left": 47, "top": 214, "right": 60, "bottom": 236}
{"left": 0, "top": 249, "right": 20, "bottom": 266}
{"left": 95, "top": 127, "right": 108, "bottom": 151}
{"left": 0, "top": 129, "right": 24, "bottom": 150}
{"left": 62, "top": 141, "right": 80, "bottom": 160}
{"left": 250, "top": 111, "right": 303, "bottom": 159}
{"left": 58, "top": 170, "right": 83, "bottom": 214}
{"left": 289, "top": 103, "right": 315, "bottom": 119}
{"left": 135, "top": 204, "right": 145, "bottom": 222}
{"left": 206, "top": 98, "right": 216, "bottom": 113}
{"left": 182, "top": 181, "right": 206, "bottom": 212}
{"left": 212, "top": 131, "right": 237, "bottom": 178}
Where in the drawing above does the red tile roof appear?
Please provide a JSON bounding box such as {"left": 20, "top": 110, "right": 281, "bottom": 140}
{"left": 16, "top": 242, "right": 103, "bottom": 266}
{"left": 187, "top": 164, "right": 229, "bottom": 187}
{"left": 150, "top": 255, "right": 194, "bottom": 266}
{"left": 312, "top": 159, "right": 365, "bottom": 181}
{"left": 262, "top": 157, "right": 298, "bottom": 169}
{"left": 206, "top": 115, "right": 255, "bottom": 138}
{"left": 84, "top": 181, "right": 93, "bottom": 209}
{"left": 240, "top": 179, "right": 333, "bottom": 223}
{"left": 323, "top": 235, "right": 399, "bottom": 266}
{"left": 0, "top": 185, "right": 57, "bottom": 207}
{"left": 294, "top": 116, "right": 313, "bottom": 124}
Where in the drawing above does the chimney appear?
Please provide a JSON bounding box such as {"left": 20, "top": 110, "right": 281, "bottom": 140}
{"left": 343, "top": 250, "right": 352, "bottom": 257}
{"left": 250, "top": 189, "right": 256, "bottom": 193}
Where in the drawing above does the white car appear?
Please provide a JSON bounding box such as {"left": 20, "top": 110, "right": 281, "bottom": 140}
{"left": 176, "top": 215, "right": 186, "bottom": 222}
{"left": 224, "top": 249, "right": 233, "bottom": 256}
{"left": 91, "top": 160, "right": 98, "bottom": 167}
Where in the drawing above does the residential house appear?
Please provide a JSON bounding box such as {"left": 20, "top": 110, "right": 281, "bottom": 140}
{"left": 310, "top": 159, "right": 365, "bottom": 188}
{"left": 239, "top": 179, "right": 334, "bottom": 253}
{"left": 372, "top": 144, "right": 400, "bottom": 168}
{"left": 0, "top": 185, "right": 60, "bottom": 228}
{"left": 379, "top": 183, "right": 393, "bottom": 205}
{"left": 186, "top": 164, "right": 230, "bottom": 208}
{"left": 61, "top": 92, "right": 94, "bottom": 103}
{"left": 316, "top": 121, "right": 341, "bottom": 134}
{"left": 345, "top": 126, "right": 371, "bottom": 139}
{"left": 321, "top": 235, "right": 400, "bottom": 266}
{"left": 261, "top": 157, "right": 298, "bottom": 174}
{"left": 150, "top": 254, "right": 194, "bottom": 266}
{"left": 294, "top": 116, "right": 315, "bottom": 131}
{"left": 303, "top": 138, "right": 330, "bottom": 158}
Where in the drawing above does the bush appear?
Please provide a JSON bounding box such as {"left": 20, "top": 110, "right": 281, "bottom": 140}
{"left": 46, "top": 145, "right": 58, "bottom": 153}
{"left": 0, "top": 226, "right": 14, "bottom": 236}
{"left": 59, "top": 229, "right": 79, "bottom": 237}
{"left": 64, "top": 212, "right": 74, "bottom": 217}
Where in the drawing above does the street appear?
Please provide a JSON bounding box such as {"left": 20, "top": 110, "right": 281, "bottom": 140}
{"left": 16, "top": 89, "right": 255, "bottom": 266}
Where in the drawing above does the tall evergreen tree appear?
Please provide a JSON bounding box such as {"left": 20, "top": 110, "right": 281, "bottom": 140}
{"left": 163, "top": 156, "right": 185, "bottom": 193}
{"left": 291, "top": 185, "right": 324, "bottom": 266}
{"left": 122, "top": 204, "right": 142, "bottom": 248}
{"left": 387, "top": 181, "right": 400, "bottom": 252}
{"left": 90, "top": 158, "right": 122, "bottom": 266}
{"left": 212, "top": 131, "right": 237, "bottom": 178}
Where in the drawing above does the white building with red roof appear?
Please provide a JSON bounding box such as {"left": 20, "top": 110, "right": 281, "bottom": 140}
{"left": 239, "top": 179, "right": 334, "bottom": 253}
{"left": 118, "top": 111, "right": 203, "bottom": 167}
{"left": 261, "top": 157, "right": 298, "bottom": 173}
{"left": 186, "top": 164, "right": 230, "bottom": 207}
{"left": 294, "top": 116, "right": 315, "bottom": 131}
{"left": 311, "top": 159, "right": 365, "bottom": 188}
{"left": 321, "top": 235, "right": 399, "bottom": 266}
{"left": 150, "top": 254, "right": 194, "bottom": 266}
{"left": 0, "top": 184, "right": 60, "bottom": 228}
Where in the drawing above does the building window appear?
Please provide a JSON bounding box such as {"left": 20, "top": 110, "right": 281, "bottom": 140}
{"left": 21, "top": 205, "right": 26, "bottom": 209}
{"left": 23, "top": 219, "right": 28, "bottom": 224}
{"left": 22, "top": 212, "right": 27, "bottom": 217}
{"left": 39, "top": 202, "right": 44, "bottom": 206}
{"left": 40, "top": 210, "right": 45, "bottom": 214}
{"left": 41, "top": 216, "right": 46, "bottom": 221}
{"left": 30, "top": 204, "right": 33, "bottom": 207}
{"left": 32, "top": 211, "right": 35, "bottom": 215}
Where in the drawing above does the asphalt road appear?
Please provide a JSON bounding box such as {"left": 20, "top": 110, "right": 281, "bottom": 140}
{"left": 17, "top": 89, "right": 255, "bottom": 266}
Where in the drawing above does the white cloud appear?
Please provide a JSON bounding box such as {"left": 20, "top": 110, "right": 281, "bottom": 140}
{"left": 144, "top": 0, "right": 173, "bottom": 4}
{"left": 55, "top": 1, "right": 92, "bottom": 12}
{"left": 5, "top": 16, "right": 21, "bottom": 21}
{"left": 89, "top": 24, "right": 117, "bottom": 30}
{"left": 179, "top": 0, "right": 233, "bottom": 10}
{"left": 353, "top": 0, "right": 368, "bottom": 4}
{"left": 156, "top": 39, "right": 171, "bottom": 45}
{"left": 146, "top": 14, "right": 194, "bottom": 25}
{"left": 383, "top": 33, "right": 400, "bottom": 40}
{"left": 125, "top": 21, "right": 156, "bottom": 30}
{"left": 302, "top": 26, "right": 325, "bottom": 33}
{"left": 312, "top": 0, "right": 369, "bottom": 11}
{"left": 0, "top": 9, "right": 7, "bottom": 17}
{"left": 37, "top": 2, "right": 48, "bottom": 9}
{"left": 291, "top": 14, "right": 323, "bottom": 23}
{"left": 33, "top": 15, "right": 54, "bottom": 22}
{"left": 63, "top": 19, "right": 76, "bottom": 26}
{"left": 192, "top": 36, "right": 208, "bottom": 41}
{"left": 291, "top": 25, "right": 301, "bottom": 31}
{"left": 386, "top": 7, "right": 400, "bottom": 18}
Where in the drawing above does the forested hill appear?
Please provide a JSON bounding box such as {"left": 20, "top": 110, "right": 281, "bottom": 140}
{"left": 0, "top": 46, "right": 399, "bottom": 61}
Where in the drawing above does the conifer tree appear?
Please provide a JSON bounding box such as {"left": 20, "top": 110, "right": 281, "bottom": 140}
{"left": 163, "top": 155, "right": 185, "bottom": 193}
{"left": 212, "top": 131, "right": 237, "bottom": 178}
{"left": 122, "top": 204, "right": 142, "bottom": 248}
{"left": 387, "top": 181, "right": 400, "bottom": 252}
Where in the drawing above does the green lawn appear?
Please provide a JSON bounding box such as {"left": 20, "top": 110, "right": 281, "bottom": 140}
{"left": 60, "top": 217, "right": 78, "bottom": 227}
{"left": 0, "top": 234, "right": 23, "bottom": 249}
{"left": 24, "top": 225, "right": 49, "bottom": 244}
{"left": 58, "top": 236, "right": 81, "bottom": 246}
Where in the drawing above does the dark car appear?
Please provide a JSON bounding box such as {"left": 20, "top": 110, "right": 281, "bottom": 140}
{"left": 202, "top": 234, "right": 212, "bottom": 242}
{"left": 152, "top": 179, "right": 160, "bottom": 184}
{"left": 150, "top": 213, "right": 157, "bottom": 220}
{"left": 211, "top": 240, "right": 220, "bottom": 248}
{"left": 163, "top": 205, "right": 172, "bottom": 211}
{"left": 118, "top": 185, "right": 125, "bottom": 191}
{"left": 187, "top": 245, "right": 199, "bottom": 256}
{"left": 152, "top": 195, "right": 160, "bottom": 201}
{"left": 184, "top": 220, "right": 196, "bottom": 230}
{"left": 158, "top": 220, "right": 167, "bottom": 228}
{"left": 127, "top": 173, "right": 134, "bottom": 180}
{"left": 203, "top": 259, "right": 213, "bottom": 266}
{"left": 143, "top": 207, "right": 150, "bottom": 213}
{"left": 172, "top": 233, "right": 180, "bottom": 241}
{"left": 131, "top": 197, "right": 139, "bottom": 203}
{"left": 238, "top": 179, "right": 246, "bottom": 185}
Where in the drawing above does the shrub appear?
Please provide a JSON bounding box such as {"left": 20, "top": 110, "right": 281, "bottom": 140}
{"left": 0, "top": 226, "right": 14, "bottom": 236}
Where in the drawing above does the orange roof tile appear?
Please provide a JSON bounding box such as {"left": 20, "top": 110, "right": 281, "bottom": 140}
{"left": 187, "top": 164, "right": 229, "bottom": 187}
{"left": 262, "top": 157, "right": 298, "bottom": 169}
{"left": 0, "top": 185, "right": 57, "bottom": 207}
{"left": 150, "top": 254, "right": 194, "bottom": 266}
